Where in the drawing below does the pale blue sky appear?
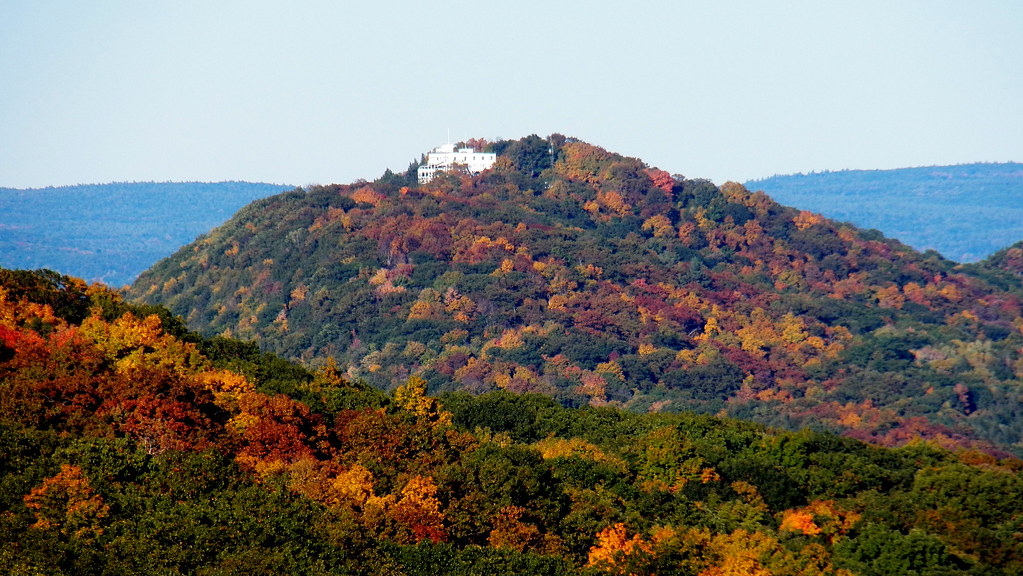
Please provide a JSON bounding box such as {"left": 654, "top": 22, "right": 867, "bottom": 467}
{"left": 2, "top": 1, "right": 1020, "bottom": 188}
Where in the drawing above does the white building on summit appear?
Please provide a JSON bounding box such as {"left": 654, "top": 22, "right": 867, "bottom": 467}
{"left": 417, "top": 143, "right": 497, "bottom": 183}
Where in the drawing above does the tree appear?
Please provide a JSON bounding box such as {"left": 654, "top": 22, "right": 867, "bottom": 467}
{"left": 23, "top": 464, "right": 109, "bottom": 542}
{"left": 587, "top": 522, "right": 652, "bottom": 574}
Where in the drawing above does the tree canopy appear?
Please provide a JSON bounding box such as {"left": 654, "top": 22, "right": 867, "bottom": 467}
{"left": 3, "top": 268, "right": 1023, "bottom": 574}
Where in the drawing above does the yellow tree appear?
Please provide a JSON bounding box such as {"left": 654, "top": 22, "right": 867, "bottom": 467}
{"left": 587, "top": 523, "right": 652, "bottom": 574}
{"left": 779, "top": 499, "right": 860, "bottom": 544}
{"left": 699, "top": 529, "right": 777, "bottom": 576}
{"left": 392, "top": 376, "right": 452, "bottom": 428}
{"left": 23, "top": 464, "right": 110, "bottom": 541}
{"left": 642, "top": 214, "right": 675, "bottom": 238}
{"left": 389, "top": 475, "right": 446, "bottom": 543}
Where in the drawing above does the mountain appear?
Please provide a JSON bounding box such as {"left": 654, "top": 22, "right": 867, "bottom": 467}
{"left": 746, "top": 163, "right": 1023, "bottom": 262}
{"left": 0, "top": 181, "right": 291, "bottom": 287}
{"left": 128, "top": 135, "right": 1023, "bottom": 456}
{"left": 2, "top": 268, "right": 1022, "bottom": 574}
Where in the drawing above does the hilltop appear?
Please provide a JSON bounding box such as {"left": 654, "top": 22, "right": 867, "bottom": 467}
{"left": 746, "top": 163, "right": 1023, "bottom": 262}
{"left": 0, "top": 181, "right": 291, "bottom": 287}
{"left": 129, "top": 135, "right": 1023, "bottom": 456}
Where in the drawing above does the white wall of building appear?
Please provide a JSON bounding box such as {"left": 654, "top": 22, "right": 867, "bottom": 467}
{"left": 417, "top": 143, "right": 497, "bottom": 183}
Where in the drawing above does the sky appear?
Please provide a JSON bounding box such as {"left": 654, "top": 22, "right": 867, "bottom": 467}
{"left": 1, "top": 1, "right": 1021, "bottom": 189}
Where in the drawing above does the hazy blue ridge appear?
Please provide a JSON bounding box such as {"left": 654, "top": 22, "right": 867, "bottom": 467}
{"left": 0, "top": 181, "right": 292, "bottom": 287}
{"left": 746, "top": 162, "right": 1023, "bottom": 263}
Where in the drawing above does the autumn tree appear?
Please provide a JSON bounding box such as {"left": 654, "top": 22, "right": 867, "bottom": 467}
{"left": 23, "top": 464, "right": 109, "bottom": 542}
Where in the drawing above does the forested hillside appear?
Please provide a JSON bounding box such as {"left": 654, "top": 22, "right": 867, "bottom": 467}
{"left": 3, "top": 268, "right": 1023, "bottom": 575}
{"left": 746, "top": 164, "right": 1023, "bottom": 262}
{"left": 129, "top": 136, "right": 1023, "bottom": 457}
{"left": 982, "top": 240, "right": 1023, "bottom": 280}
{"left": 0, "top": 181, "right": 290, "bottom": 287}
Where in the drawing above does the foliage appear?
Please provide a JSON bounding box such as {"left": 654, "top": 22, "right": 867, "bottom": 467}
{"left": 2, "top": 268, "right": 1023, "bottom": 573}
{"left": 126, "top": 136, "right": 1023, "bottom": 457}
